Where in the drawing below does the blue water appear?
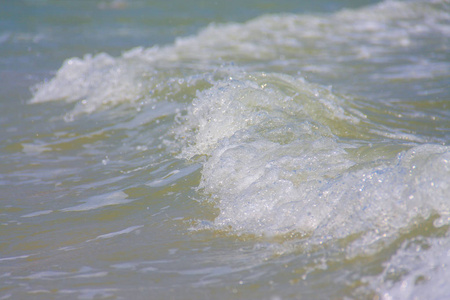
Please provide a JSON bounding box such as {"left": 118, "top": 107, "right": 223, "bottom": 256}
{"left": 1, "top": 0, "right": 450, "bottom": 299}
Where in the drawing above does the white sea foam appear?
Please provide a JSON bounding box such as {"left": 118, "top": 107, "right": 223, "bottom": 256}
{"left": 177, "top": 72, "right": 450, "bottom": 249}
{"left": 30, "top": 53, "right": 151, "bottom": 118}
{"left": 363, "top": 235, "right": 450, "bottom": 300}
{"left": 29, "top": 0, "right": 450, "bottom": 121}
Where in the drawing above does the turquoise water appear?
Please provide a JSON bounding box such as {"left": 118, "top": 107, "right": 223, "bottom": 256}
{"left": 1, "top": 0, "right": 450, "bottom": 299}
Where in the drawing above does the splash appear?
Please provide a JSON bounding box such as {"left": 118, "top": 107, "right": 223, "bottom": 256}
{"left": 177, "top": 72, "right": 450, "bottom": 243}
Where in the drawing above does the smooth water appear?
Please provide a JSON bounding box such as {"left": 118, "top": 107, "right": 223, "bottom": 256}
{"left": 1, "top": 0, "right": 450, "bottom": 299}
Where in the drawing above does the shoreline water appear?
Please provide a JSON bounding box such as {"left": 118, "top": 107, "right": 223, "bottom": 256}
{"left": 1, "top": 0, "right": 449, "bottom": 299}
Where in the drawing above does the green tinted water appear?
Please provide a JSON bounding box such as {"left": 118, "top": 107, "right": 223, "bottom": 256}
{"left": 1, "top": 0, "right": 449, "bottom": 299}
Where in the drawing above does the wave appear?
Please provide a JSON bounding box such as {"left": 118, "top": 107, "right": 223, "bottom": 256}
{"left": 177, "top": 71, "right": 450, "bottom": 243}
{"left": 30, "top": 0, "right": 450, "bottom": 115}
{"left": 28, "top": 0, "right": 450, "bottom": 242}
{"left": 28, "top": 1, "right": 450, "bottom": 296}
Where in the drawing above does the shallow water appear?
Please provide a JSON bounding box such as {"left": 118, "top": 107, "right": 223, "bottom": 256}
{"left": 1, "top": 0, "right": 450, "bottom": 299}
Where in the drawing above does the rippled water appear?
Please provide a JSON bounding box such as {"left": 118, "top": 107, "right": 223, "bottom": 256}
{"left": 1, "top": 0, "right": 450, "bottom": 299}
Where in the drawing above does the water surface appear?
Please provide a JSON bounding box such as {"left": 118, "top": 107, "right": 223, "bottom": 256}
{"left": 1, "top": 0, "right": 450, "bottom": 299}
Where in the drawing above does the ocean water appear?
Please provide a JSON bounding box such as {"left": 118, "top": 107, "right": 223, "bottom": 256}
{"left": 1, "top": 0, "right": 450, "bottom": 299}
